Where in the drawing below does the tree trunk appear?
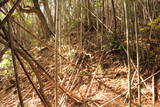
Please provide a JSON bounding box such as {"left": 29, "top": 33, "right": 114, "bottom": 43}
{"left": 32, "top": 0, "right": 52, "bottom": 39}
{"left": 42, "top": 0, "right": 55, "bottom": 32}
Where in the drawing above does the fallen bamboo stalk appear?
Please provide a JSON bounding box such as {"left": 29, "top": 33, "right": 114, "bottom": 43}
{"left": 100, "top": 70, "right": 160, "bottom": 107}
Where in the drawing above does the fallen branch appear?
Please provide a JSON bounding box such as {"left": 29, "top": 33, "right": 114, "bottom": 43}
{"left": 16, "top": 53, "right": 50, "bottom": 107}
{"left": 17, "top": 42, "right": 83, "bottom": 103}
{"left": 100, "top": 70, "right": 160, "bottom": 107}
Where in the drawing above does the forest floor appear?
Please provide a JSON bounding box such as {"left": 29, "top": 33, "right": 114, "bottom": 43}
{"left": 0, "top": 33, "right": 160, "bottom": 107}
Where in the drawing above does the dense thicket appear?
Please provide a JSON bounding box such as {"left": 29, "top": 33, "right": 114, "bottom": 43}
{"left": 0, "top": 0, "right": 160, "bottom": 107}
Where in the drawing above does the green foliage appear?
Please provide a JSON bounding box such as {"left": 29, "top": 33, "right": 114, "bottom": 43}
{"left": 102, "top": 34, "right": 120, "bottom": 51}
{"left": 26, "top": 17, "right": 33, "bottom": 26}
{"left": 139, "top": 17, "right": 160, "bottom": 32}
{"left": 23, "top": 0, "right": 32, "bottom": 5}
{"left": 82, "top": 71, "right": 89, "bottom": 76}
{"left": 0, "top": 51, "right": 14, "bottom": 76}
{"left": 139, "top": 27, "right": 149, "bottom": 32}
{"left": 147, "top": 17, "right": 160, "bottom": 27}
{"left": 0, "top": 12, "right": 5, "bottom": 20}
{"left": 12, "top": 12, "right": 20, "bottom": 18}
{"left": 93, "top": 1, "right": 102, "bottom": 7}
{"left": 155, "top": 25, "right": 160, "bottom": 29}
{"left": 96, "top": 64, "right": 103, "bottom": 73}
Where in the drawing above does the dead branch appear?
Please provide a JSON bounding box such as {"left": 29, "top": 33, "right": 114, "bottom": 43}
{"left": 101, "top": 70, "right": 160, "bottom": 107}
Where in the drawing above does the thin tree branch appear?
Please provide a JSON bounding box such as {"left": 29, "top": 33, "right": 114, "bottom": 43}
{"left": 82, "top": 4, "right": 113, "bottom": 33}
{"left": 15, "top": 53, "right": 50, "bottom": 107}
{"left": 0, "top": 0, "right": 22, "bottom": 29}
{"left": 0, "top": 25, "right": 82, "bottom": 103}
{"left": 7, "top": 20, "right": 24, "bottom": 107}
{"left": 101, "top": 70, "right": 160, "bottom": 107}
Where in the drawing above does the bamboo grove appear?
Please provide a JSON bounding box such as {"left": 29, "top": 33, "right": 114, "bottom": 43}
{"left": 0, "top": 0, "right": 160, "bottom": 107}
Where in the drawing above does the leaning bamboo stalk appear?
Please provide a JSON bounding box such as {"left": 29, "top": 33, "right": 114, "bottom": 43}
{"left": 7, "top": 21, "right": 24, "bottom": 107}
{"left": 15, "top": 53, "right": 50, "bottom": 107}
